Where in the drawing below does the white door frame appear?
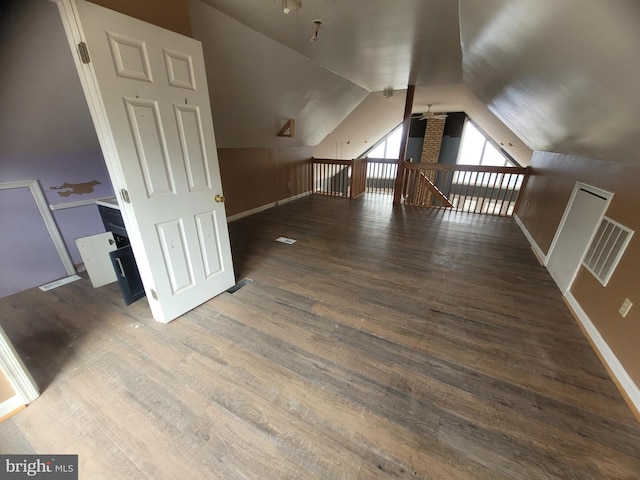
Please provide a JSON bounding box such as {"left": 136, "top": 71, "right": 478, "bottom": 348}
{"left": 0, "top": 180, "right": 75, "bottom": 276}
{"left": 545, "top": 181, "right": 613, "bottom": 293}
{"left": 0, "top": 326, "right": 39, "bottom": 416}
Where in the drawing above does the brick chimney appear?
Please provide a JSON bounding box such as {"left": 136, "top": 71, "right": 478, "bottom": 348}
{"left": 420, "top": 118, "right": 446, "bottom": 164}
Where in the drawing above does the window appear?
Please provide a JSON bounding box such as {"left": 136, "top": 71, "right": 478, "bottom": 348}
{"left": 454, "top": 120, "right": 521, "bottom": 190}
{"left": 366, "top": 125, "right": 403, "bottom": 159}
{"left": 457, "top": 120, "right": 515, "bottom": 167}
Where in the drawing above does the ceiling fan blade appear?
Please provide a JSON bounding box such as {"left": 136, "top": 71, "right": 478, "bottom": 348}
{"left": 414, "top": 112, "right": 448, "bottom": 121}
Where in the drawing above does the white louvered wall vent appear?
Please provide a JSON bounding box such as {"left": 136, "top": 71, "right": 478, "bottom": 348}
{"left": 583, "top": 217, "right": 634, "bottom": 286}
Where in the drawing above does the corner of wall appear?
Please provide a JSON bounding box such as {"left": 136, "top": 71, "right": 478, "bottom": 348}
{"left": 513, "top": 214, "right": 546, "bottom": 265}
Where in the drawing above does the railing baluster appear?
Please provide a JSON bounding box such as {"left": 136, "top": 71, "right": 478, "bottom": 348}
{"left": 450, "top": 171, "right": 456, "bottom": 208}
{"left": 471, "top": 172, "right": 480, "bottom": 213}
{"left": 459, "top": 171, "right": 468, "bottom": 211}
{"left": 323, "top": 162, "right": 326, "bottom": 194}
{"left": 375, "top": 161, "right": 380, "bottom": 193}
{"left": 501, "top": 173, "right": 510, "bottom": 215}
{"left": 486, "top": 172, "right": 496, "bottom": 215}
{"left": 499, "top": 173, "right": 507, "bottom": 215}
{"left": 504, "top": 173, "right": 518, "bottom": 216}
{"left": 479, "top": 172, "right": 485, "bottom": 212}
{"left": 322, "top": 162, "right": 325, "bottom": 194}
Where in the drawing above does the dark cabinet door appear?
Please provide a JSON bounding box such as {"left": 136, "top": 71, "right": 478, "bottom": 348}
{"left": 109, "top": 245, "right": 146, "bottom": 305}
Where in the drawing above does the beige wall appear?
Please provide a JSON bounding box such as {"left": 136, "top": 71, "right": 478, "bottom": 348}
{"left": 88, "top": 0, "right": 191, "bottom": 37}
{"left": 218, "top": 147, "right": 313, "bottom": 217}
{"left": 0, "top": 370, "right": 15, "bottom": 404}
{"left": 314, "top": 85, "right": 533, "bottom": 165}
{"left": 518, "top": 151, "right": 640, "bottom": 386}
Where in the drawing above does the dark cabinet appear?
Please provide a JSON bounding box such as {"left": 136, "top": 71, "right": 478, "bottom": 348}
{"left": 97, "top": 203, "right": 146, "bottom": 305}
{"left": 109, "top": 245, "right": 145, "bottom": 305}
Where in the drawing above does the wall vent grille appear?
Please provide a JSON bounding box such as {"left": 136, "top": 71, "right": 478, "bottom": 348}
{"left": 583, "top": 217, "right": 634, "bottom": 286}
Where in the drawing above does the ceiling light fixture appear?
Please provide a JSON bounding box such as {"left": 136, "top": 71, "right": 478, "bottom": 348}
{"left": 282, "top": 0, "right": 302, "bottom": 14}
{"left": 383, "top": 88, "right": 394, "bottom": 99}
{"left": 311, "top": 19, "right": 322, "bottom": 42}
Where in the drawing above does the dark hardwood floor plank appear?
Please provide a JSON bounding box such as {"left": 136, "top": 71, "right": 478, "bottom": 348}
{"left": 1, "top": 194, "right": 639, "bottom": 479}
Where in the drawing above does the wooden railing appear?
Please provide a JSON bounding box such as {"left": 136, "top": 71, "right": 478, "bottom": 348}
{"left": 365, "top": 158, "right": 397, "bottom": 195}
{"left": 351, "top": 158, "right": 367, "bottom": 198}
{"left": 312, "top": 158, "right": 367, "bottom": 199}
{"left": 312, "top": 157, "right": 399, "bottom": 198}
{"left": 312, "top": 158, "right": 529, "bottom": 216}
{"left": 400, "top": 163, "right": 529, "bottom": 216}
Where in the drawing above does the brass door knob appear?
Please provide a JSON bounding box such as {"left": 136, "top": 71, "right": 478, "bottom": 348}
{"left": 214, "top": 194, "right": 225, "bottom": 203}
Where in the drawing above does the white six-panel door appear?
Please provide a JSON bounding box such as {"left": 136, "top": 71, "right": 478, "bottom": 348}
{"left": 56, "top": 0, "right": 235, "bottom": 322}
{"left": 546, "top": 183, "right": 611, "bottom": 294}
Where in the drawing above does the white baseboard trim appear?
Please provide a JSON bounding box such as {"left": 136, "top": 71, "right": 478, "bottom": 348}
{"left": 227, "top": 203, "right": 275, "bottom": 223}
{"left": 565, "top": 292, "right": 640, "bottom": 415}
{"left": 278, "top": 191, "right": 311, "bottom": 205}
{"left": 514, "top": 214, "right": 547, "bottom": 265}
{"left": 227, "top": 191, "right": 311, "bottom": 223}
{"left": 0, "top": 394, "right": 25, "bottom": 419}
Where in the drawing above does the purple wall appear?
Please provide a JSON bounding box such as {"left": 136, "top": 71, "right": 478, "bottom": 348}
{"left": 1, "top": 152, "right": 115, "bottom": 264}
{"left": 0, "top": 188, "right": 68, "bottom": 299}
{"left": 0, "top": 0, "right": 112, "bottom": 294}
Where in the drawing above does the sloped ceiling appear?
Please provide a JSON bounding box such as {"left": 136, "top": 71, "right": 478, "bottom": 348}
{"left": 191, "top": 0, "right": 640, "bottom": 164}
{"left": 460, "top": 0, "right": 640, "bottom": 164}
{"left": 189, "top": 0, "right": 463, "bottom": 149}
{"left": 197, "top": 0, "right": 463, "bottom": 92}
{"left": 190, "top": 0, "right": 368, "bottom": 149}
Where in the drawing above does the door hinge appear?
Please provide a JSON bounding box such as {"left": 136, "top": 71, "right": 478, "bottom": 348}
{"left": 78, "top": 42, "right": 91, "bottom": 64}
{"left": 151, "top": 289, "right": 158, "bottom": 300}
{"left": 120, "top": 188, "right": 131, "bottom": 204}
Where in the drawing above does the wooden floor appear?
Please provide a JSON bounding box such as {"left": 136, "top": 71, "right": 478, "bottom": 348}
{"left": 1, "top": 194, "right": 640, "bottom": 479}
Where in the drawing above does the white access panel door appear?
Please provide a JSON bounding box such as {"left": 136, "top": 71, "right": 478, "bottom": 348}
{"left": 57, "top": 0, "right": 235, "bottom": 322}
{"left": 546, "top": 184, "right": 611, "bottom": 294}
{"left": 76, "top": 232, "right": 117, "bottom": 288}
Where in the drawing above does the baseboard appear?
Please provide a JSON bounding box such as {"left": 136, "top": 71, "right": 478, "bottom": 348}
{"left": 564, "top": 292, "right": 640, "bottom": 421}
{"left": 0, "top": 395, "right": 26, "bottom": 422}
{"left": 277, "top": 191, "right": 311, "bottom": 206}
{"left": 227, "top": 202, "right": 276, "bottom": 223}
{"left": 513, "top": 214, "right": 547, "bottom": 265}
{"left": 227, "top": 191, "right": 311, "bottom": 223}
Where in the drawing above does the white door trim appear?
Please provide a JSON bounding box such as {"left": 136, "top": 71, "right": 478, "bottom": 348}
{"left": 0, "top": 180, "right": 75, "bottom": 276}
{"left": 545, "top": 182, "right": 613, "bottom": 292}
{"left": 53, "top": 0, "right": 124, "bottom": 189}
{"left": 0, "top": 326, "right": 39, "bottom": 407}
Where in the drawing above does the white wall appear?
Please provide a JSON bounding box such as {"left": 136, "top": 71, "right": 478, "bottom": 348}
{"left": 314, "top": 84, "right": 533, "bottom": 165}
{"left": 189, "top": 0, "right": 369, "bottom": 149}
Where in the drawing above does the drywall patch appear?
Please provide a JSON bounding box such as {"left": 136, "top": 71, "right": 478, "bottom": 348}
{"left": 51, "top": 180, "right": 101, "bottom": 197}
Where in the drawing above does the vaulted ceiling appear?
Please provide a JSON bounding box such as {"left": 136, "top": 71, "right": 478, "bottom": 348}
{"left": 192, "top": 0, "right": 640, "bottom": 165}
{"left": 460, "top": 0, "right": 640, "bottom": 165}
